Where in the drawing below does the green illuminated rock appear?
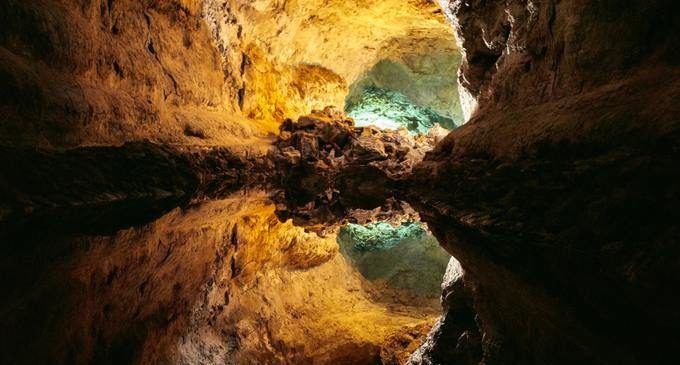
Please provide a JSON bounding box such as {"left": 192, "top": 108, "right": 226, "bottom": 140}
{"left": 345, "top": 54, "right": 463, "bottom": 134}
{"left": 337, "top": 221, "right": 450, "bottom": 299}
{"left": 339, "top": 221, "right": 426, "bottom": 251}
{"left": 346, "top": 86, "right": 457, "bottom": 134}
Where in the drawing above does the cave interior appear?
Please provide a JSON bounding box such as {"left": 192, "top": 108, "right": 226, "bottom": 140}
{"left": 0, "top": 0, "right": 679, "bottom": 365}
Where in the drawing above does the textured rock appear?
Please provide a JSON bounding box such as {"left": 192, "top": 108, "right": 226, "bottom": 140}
{"left": 406, "top": 1, "right": 680, "bottom": 364}
{"left": 337, "top": 221, "right": 450, "bottom": 305}
{"left": 346, "top": 86, "right": 457, "bottom": 134}
{"left": 213, "top": 0, "right": 455, "bottom": 85}
{"left": 346, "top": 47, "right": 463, "bottom": 129}
{"left": 0, "top": 0, "right": 272, "bottom": 147}
{"left": 271, "top": 107, "right": 442, "bottom": 233}
{"left": 408, "top": 258, "right": 481, "bottom": 365}
{"left": 1, "top": 0, "right": 456, "bottom": 147}
{"left": 1, "top": 1, "right": 679, "bottom": 364}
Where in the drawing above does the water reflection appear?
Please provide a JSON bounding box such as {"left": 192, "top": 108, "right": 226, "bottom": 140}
{"left": 0, "top": 189, "right": 444, "bottom": 364}
{"left": 337, "top": 221, "right": 450, "bottom": 304}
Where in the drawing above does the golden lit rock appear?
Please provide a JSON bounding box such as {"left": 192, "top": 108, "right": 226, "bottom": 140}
{"left": 1, "top": 0, "right": 679, "bottom": 364}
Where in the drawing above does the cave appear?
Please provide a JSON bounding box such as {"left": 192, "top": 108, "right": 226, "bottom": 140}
{"left": 0, "top": 1, "right": 679, "bottom": 365}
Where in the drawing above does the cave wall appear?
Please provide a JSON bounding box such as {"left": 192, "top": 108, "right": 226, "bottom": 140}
{"left": 436, "top": 0, "right": 680, "bottom": 155}
{"left": 410, "top": 0, "right": 680, "bottom": 364}
{"left": 0, "top": 0, "right": 274, "bottom": 147}
{"left": 1, "top": 0, "right": 457, "bottom": 148}
{"left": 219, "top": 0, "right": 453, "bottom": 85}
{"left": 203, "top": 0, "right": 459, "bottom": 130}
{"left": 4, "top": 0, "right": 678, "bottom": 364}
{"left": 346, "top": 34, "right": 463, "bottom": 125}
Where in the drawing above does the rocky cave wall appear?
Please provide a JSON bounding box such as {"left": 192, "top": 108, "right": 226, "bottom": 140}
{"left": 1, "top": 0, "right": 268, "bottom": 148}
{"left": 1, "top": 0, "right": 457, "bottom": 148}
{"left": 408, "top": 1, "right": 680, "bottom": 364}
{"left": 193, "top": 0, "right": 461, "bottom": 133}
{"left": 2, "top": 1, "right": 679, "bottom": 365}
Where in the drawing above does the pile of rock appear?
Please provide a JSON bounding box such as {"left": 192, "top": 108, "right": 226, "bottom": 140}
{"left": 270, "top": 107, "right": 446, "bottom": 234}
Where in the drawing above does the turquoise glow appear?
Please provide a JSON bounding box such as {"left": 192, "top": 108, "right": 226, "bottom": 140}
{"left": 338, "top": 221, "right": 427, "bottom": 251}
{"left": 345, "top": 86, "right": 456, "bottom": 134}
{"left": 337, "top": 220, "right": 450, "bottom": 298}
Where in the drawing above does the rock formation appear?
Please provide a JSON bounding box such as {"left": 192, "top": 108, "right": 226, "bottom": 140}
{"left": 1, "top": 0, "right": 679, "bottom": 364}
{"left": 1, "top": 0, "right": 457, "bottom": 148}
{"left": 270, "top": 107, "right": 446, "bottom": 233}
{"left": 408, "top": 258, "right": 480, "bottom": 365}
{"left": 407, "top": 1, "right": 680, "bottom": 364}
{"left": 1, "top": 0, "right": 273, "bottom": 147}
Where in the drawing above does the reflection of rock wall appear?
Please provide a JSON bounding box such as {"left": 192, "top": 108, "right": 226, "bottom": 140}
{"left": 193, "top": 196, "right": 438, "bottom": 364}
{"left": 409, "top": 258, "right": 481, "bottom": 365}
{"left": 0, "top": 190, "right": 436, "bottom": 364}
